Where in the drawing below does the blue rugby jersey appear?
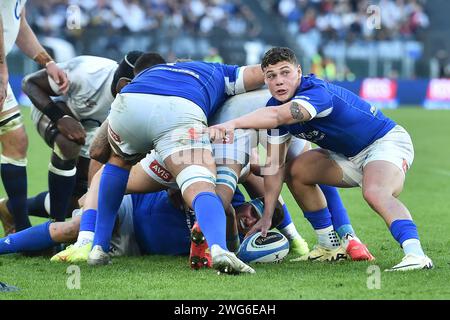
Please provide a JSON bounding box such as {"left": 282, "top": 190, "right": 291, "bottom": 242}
{"left": 121, "top": 61, "right": 245, "bottom": 118}
{"left": 130, "top": 188, "right": 247, "bottom": 255}
{"left": 267, "top": 74, "right": 396, "bottom": 157}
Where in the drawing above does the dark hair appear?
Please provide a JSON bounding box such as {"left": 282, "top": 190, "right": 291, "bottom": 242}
{"left": 134, "top": 52, "right": 166, "bottom": 75}
{"left": 249, "top": 197, "right": 285, "bottom": 229}
{"left": 111, "top": 50, "right": 144, "bottom": 95}
{"left": 261, "top": 47, "right": 298, "bottom": 70}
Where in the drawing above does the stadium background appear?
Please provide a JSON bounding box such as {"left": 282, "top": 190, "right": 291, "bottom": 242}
{"left": 2, "top": 0, "right": 450, "bottom": 301}
{"left": 7, "top": 0, "right": 450, "bottom": 108}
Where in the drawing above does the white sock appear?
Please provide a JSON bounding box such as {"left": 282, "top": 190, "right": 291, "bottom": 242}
{"left": 279, "top": 223, "right": 303, "bottom": 241}
{"left": 75, "top": 231, "right": 94, "bottom": 247}
{"left": 316, "top": 226, "right": 340, "bottom": 249}
{"left": 402, "top": 239, "right": 425, "bottom": 257}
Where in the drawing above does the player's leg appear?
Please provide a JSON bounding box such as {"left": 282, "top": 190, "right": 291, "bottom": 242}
{"left": 0, "top": 216, "right": 80, "bottom": 255}
{"left": 31, "top": 106, "right": 81, "bottom": 222}
{"left": 164, "top": 149, "right": 254, "bottom": 275}
{"left": 87, "top": 93, "right": 171, "bottom": 265}
{"left": 0, "top": 95, "right": 30, "bottom": 233}
{"left": 286, "top": 149, "right": 347, "bottom": 261}
{"left": 358, "top": 125, "right": 431, "bottom": 270}
{"left": 287, "top": 138, "right": 373, "bottom": 260}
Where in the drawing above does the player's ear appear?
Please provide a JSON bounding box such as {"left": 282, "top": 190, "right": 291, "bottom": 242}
{"left": 115, "top": 77, "right": 131, "bottom": 95}
{"left": 297, "top": 65, "right": 302, "bottom": 78}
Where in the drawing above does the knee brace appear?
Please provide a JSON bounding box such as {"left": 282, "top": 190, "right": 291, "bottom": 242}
{"left": 216, "top": 165, "right": 238, "bottom": 193}
{"left": 176, "top": 165, "right": 216, "bottom": 195}
{"left": 35, "top": 112, "right": 59, "bottom": 147}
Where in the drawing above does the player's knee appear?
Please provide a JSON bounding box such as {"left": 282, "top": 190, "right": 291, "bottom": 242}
{"left": 362, "top": 186, "right": 389, "bottom": 209}
{"left": 2, "top": 130, "right": 28, "bottom": 158}
{"left": 54, "top": 135, "right": 81, "bottom": 160}
{"left": 286, "top": 163, "right": 304, "bottom": 184}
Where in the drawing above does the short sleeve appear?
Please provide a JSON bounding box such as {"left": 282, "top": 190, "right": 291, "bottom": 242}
{"left": 220, "top": 64, "right": 246, "bottom": 96}
{"left": 291, "top": 86, "right": 332, "bottom": 119}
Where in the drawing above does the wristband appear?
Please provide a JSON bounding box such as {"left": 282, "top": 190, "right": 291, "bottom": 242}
{"left": 42, "top": 102, "right": 67, "bottom": 123}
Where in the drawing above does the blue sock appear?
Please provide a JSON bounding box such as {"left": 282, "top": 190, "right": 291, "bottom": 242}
{"left": 390, "top": 219, "right": 419, "bottom": 243}
{"left": 93, "top": 163, "right": 129, "bottom": 252}
{"left": 390, "top": 219, "right": 424, "bottom": 256}
{"left": 193, "top": 192, "right": 227, "bottom": 250}
{"left": 320, "top": 184, "right": 355, "bottom": 238}
{"left": 27, "top": 191, "right": 49, "bottom": 218}
{"left": 0, "top": 221, "right": 56, "bottom": 254}
{"left": 278, "top": 204, "right": 293, "bottom": 229}
{"left": 80, "top": 209, "right": 97, "bottom": 232}
{"left": 49, "top": 170, "right": 76, "bottom": 222}
{"left": 303, "top": 207, "right": 332, "bottom": 230}
{"left": 1, "top": 163, "right": 30, "bottom": 231}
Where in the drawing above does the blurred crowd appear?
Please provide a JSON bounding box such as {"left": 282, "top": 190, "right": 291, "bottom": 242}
{"left": 275, "top": 0, "right": 429, "bottom": 42}
{"left": 27, "top": 0, "right": 261, "bottom": 38}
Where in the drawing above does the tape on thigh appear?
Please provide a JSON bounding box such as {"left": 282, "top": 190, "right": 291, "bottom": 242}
{"left": 175, "top": 165, "right": 216, "bottom": 194}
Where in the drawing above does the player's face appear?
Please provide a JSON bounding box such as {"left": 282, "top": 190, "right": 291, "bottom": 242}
{"left": 263, "top": 61, "right": 301, "bottom": 103}
{"left": 115, "top": 77, "right": 131, "bottom": 96}
{"left": 235, "top": 204, "right": 259, "bottom": 235}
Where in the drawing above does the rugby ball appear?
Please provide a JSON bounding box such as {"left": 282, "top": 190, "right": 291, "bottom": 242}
{"left": 237, "top": 231, "right": 289, "bottom": 263}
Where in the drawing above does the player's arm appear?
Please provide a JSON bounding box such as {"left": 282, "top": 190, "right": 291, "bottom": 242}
{"left": 15, "top": 8, "right": 69, "bottom": 93}
{"left": 246, "top": 139, "right": 289, "bottom": 237}
{"left": 235, "top": 100, "right": 311, "bottom": 129}
{"left": 242, "top": 64, "right": 265, "bottom": 92}
{"left": 225, "top": 205, "right": 240, "bottom": 253}
{"left": 208, "top": 100, "right": 311, "bottom": 142}
{"left": 0, "top": 13, "right": 8, "bottom": 110}
{"left": 22, "top": 69, "right": 86, "bottom": 145}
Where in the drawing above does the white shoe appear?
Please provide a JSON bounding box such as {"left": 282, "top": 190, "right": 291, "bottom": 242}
{"left": 385, "top": 254, "right": 433, "bottom": 272}
{"left": 211, "top": 244, "right": 255, "bottom": 275}
{"left": 87, "top": 245, "right": 111, "bottom": 266}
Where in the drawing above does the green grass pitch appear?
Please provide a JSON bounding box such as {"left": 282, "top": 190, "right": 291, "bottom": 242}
{"left": 1, "top": 106, "right": 449, "bottom": 300}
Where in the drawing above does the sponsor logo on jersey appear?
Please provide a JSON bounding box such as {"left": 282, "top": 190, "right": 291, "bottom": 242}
{"left": 108, "top": 125, "right": 121, "bottom": 143}
{"left": 149, "top": 160, "right": 173, "bottom": 182}
{"left": 295, "top": 130, "right": 325, "bottom": 143}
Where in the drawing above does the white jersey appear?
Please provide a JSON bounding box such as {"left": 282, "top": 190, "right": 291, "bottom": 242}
{"left": 209, "top": 88, "right": 272, "bottom": 125}
{"left": 48, "top": 55, "right": 117, "bottom": 127}
{"left": 1, "top": 0, "right": 27, "bottom": 56}
{"left": 210, "top": 88, "right": 308, "bottom": 158}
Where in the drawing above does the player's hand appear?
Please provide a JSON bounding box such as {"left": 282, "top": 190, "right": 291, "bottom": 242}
{"left": 56, "top": 116, "right": 86, "bottom": 145}
{"left": 46, "top": 62, "right": 69, "bottom": 94}
{"left": 244, "top": 215, "right": 272, "bottom": 239}
{"left": 207, "top": 122, "right": 235, "bottom": 143}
